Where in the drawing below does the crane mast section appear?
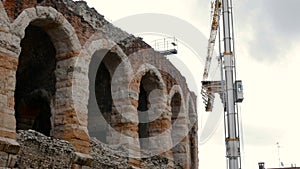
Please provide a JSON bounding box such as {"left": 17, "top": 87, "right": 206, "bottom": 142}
{"left": 221, "top": 0, "right": 241, "bottom": 168}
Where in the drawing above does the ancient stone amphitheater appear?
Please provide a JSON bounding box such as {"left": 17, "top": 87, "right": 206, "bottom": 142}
{"left": 0, "top": 0, "right": 198, "bottom": 168}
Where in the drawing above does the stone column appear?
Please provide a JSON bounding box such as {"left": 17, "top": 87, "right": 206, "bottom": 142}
{"left": 0, "top": 13, "right": 21, "bottom": 166}
{"left": 110, "top": 62, "right": 141, "bottom": 168}
{"left": 148, "top": 103, "right": 173, "bottom": 159}
{"left": 172, "top": 108, "right": 190, "bottom": 169}
{"left": 54, "top": 56, "right": 92, "bottom": 168}
{"left": 53, "top": 57, "right": 91, "bottom": 155}
{"left": 187, "top": 95, "right": 198, "bottom": 169}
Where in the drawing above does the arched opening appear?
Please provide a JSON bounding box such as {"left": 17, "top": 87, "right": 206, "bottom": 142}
{"left": 14, "top": 24, "right": 56, "bottom": 136}
{"left": 171, "top": 93, "right": 181, "bottom": 124}
{"left": 137, "top": 81, "right": 149, "bottom": 139}
{"left": 137, "top": 71, "right": 161, "bottom": 150}
{"left": 170, "top": 92, "right": 182, "bottom": 165}
{"left": 88, "top": 50, "right": 121, "bottom": 144}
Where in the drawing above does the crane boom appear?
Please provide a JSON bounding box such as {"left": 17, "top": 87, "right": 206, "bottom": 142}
{"left": 201, "top": 0, "right": 222, "bottom": 112}
{"left": 203, "top": 0, "right": 221, "bottom": 80}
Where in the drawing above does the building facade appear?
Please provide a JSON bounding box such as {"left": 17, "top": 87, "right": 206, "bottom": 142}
{"left": 0, "top": 0, "right": 198, "bottom": 168}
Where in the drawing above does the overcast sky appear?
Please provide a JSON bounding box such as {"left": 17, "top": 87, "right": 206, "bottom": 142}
{"left": 82, "top": 0, "right": 300, "bottom": 168}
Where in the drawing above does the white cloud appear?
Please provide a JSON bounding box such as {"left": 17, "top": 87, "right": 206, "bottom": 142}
{"left": 235, "top": 0, "right": 300, "bottom": 62}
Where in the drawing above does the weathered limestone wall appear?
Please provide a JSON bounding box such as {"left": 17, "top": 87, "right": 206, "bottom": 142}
{"left": 16, "top": 130, "right": 177, "bottom": 169}
{"left": 0, "top": 0, "right": 198, "bottom": 168}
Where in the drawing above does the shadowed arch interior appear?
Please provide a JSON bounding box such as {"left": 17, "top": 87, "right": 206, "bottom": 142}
{"left": 171, "top": 93, "right": 181, "bottom": 124}
{"left": 88, "top": 50, "right": 121, "bottom": 144}
{"left": 171, "top": 92, "right": 183, "bottom": 166}
{"left": 137, "top": 71, "right": 162, "bottom": 150}
{"left": 14, "top": 24, "right": 56, "bottom": 136}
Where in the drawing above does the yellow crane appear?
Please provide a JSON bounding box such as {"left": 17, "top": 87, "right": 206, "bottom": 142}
{"left": 201, "top": 0, "right": 222, "bottom": 112}
{"left": 203, "top": 0, "right": 221, "bottom": 80}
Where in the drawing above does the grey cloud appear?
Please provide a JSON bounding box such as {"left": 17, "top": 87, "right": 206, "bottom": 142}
{"left": 235, "top": 0, "right": 300, "bottom": 62}
{"left": 248, "top": 27, "right": 286, "bottom": 61}
{"left": 262, "top": 0, "right": 300, "bottom": 37}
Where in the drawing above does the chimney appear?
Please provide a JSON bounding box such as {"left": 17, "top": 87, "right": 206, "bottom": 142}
{"left": 258, "top": 162, "right": 265, "bottom": 169}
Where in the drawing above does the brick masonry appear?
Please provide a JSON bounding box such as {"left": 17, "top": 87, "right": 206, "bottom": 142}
{"left": 0, "top": 0, "right": 198, "bottom": 168}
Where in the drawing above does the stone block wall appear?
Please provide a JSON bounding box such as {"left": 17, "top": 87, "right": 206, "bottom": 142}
{"left": 16, "top": 130, "right": 178, "bottom": 169}
{"left": 0, "top": 0, "right": 198, "bottom": 168}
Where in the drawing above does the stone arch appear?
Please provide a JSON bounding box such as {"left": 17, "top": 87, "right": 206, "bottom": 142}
{"left": 81, "top": 36, "right": 143, "bottom": 160}
{"left": 78, "top": 34, "right": 133, "bottom": 144}
{"left": 134, "top": 64, "right": 166, "bottom": 89}
{"left": 87, "top": 49, "right": 125, "bottom": 144}
{"left": 186, "top": 93, "right": 198, "bottom": 169}
{"left": 168, "top": 85, "right": 190, "bottom": 168}
{"left": 168, "top": 85, "right": 186, "bottom": 142}
{"left": 10, "top": 7, "right": 91, "bottom": 154}
{"left": 0, "top": 2, "right": 9, "bottom": 27}
{"left": 131, "top": 64, "right": 167, "bottom": 152}
{"left": 168, "top": 85, "right": 186, "bottom": 119}
{"left": 11, "top": 6, "right": 81, "bottom": 56}
{"left": 168, "top": 85, "right": 185, "bottom": 126}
